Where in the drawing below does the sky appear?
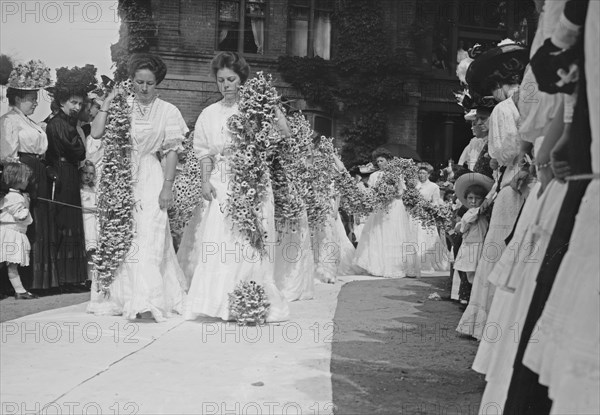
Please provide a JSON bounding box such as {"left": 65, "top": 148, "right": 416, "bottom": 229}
{"left": 1, "top": 0, "right": 121, "bottom": 121}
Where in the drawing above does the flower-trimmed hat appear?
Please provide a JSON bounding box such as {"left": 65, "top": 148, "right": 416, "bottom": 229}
{"left": 46, "top": 64, "right": 97, "bottom": 102}
{"left": 454, "top": 172, "right": 495, "bottom": 207}
{"left": 466, "top": 39, "right": 529, "bottom": 97}
{"left": 5, "top": 59, "right": 52, "bottom": 90}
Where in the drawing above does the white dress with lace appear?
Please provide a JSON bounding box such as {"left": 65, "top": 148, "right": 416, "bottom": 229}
{"left": 87, "top": 98, "right": 188, "bottom": 322}
{"left": 179, "top": 101, "right": 289, "bottom": 322}
{"left": 355, "top": 171, "right": 420, "bottom": 278}
{"left": 416, "top": 180, "right": 450, "bottom": 272}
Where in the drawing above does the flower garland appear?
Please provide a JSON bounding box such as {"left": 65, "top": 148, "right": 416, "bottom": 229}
{"left": 92, "top": 83, "right": 136, "bottom": 297}
{"left": 228, "top": 281, "right": 270, "bottom": 326}
{"left": 271, "top": 111, "right": 313, "bottom": 233}
{"left": 225, "top": 72, "right": 281, "bottom": 255}
{"left": 305, "top": 137, "right": 338, "bottom": 232}
{"left": 7, "top": 60, "right": 52, "bottom": 89}
{"left": 168, "top": 130, "right": 204, "bottom": 247}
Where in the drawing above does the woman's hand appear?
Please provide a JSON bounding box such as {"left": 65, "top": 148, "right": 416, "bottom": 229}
{"left": 159, "top": 186, "right": 174, "bottom": 210}
{"left": 489, "top": 158, "right": 499, "bottom": 170}
{"left": 201, "top": 181, "right": 217, "bottom": 201}
{"left": 510, "top": 170, "right": 530, "bottom": 194}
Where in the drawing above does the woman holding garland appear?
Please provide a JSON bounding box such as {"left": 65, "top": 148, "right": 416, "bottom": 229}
{"left": 354, "top": 148, "right": 420, "bottom": 278}
{"left": 0, "top": 59, "right": 56, "bottom": 290}
{"left": 87, "top": 53, "right": 187, "bottom": 322}
{"left": 179, "top": 52, "right": 289, "bottom": 322}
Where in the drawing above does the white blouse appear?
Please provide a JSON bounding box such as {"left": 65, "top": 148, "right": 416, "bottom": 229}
{"left": 0, "top": 108, "right": 48, "bottom": 161}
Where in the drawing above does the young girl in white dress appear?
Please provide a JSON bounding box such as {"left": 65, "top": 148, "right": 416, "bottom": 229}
{"left": 0, "top": 162, "right": 37, "bottom": 299}
{"left": 355, "top": 148, "right": 420, "bottom": 278}
{"left": 80, "top": 160, "right": 97, "bottom": 284}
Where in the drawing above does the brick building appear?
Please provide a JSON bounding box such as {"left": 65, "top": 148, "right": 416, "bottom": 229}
{"left": 145, "top": 0, "right": 535, "bottom": 166}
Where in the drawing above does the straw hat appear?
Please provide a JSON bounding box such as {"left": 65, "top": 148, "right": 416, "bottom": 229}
{"left": 454, "top": 172, "right": 494, "bottom": 206}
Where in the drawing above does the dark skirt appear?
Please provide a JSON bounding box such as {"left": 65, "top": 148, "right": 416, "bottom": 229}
{"left": 52, "top": 160, "right": 87, "bottom": 284}
{"left": 19, "top": 154, "right": 59, "bottom": 289}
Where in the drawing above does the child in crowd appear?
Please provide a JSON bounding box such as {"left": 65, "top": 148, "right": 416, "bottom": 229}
{"left": 0, "top": 162, "right": 37, "bottom": 299}
{"left": 453, "top": 173, "right": 493, "bottom": 305}
{"left": 80, "top": 160, "right": 98, "bottom": 284}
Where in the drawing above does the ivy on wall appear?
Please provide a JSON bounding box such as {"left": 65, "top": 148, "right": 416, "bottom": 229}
{"left": 111, "top": 0, "right": 156, "bottom": 82}
{"left": 278, "top": 0, "right": 411, "bottom": 168}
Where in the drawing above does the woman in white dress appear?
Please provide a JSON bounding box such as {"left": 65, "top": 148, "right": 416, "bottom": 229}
{"left": 87, "top": 53, "right": 188, "bottom": 321}
{"left": 415, "top": 163, "right": 450, "bottom": 272}
{"left": 355, "top": 148, "right": 420, "bottom": 278}
{"left": 179, "top": 52, "right": 289, "bottom": 322}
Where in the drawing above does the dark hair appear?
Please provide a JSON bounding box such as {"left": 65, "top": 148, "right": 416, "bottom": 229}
{"left": 2, "top": 162, "right": 33, "bottom": 189}
{"left": 128, "top": 53, "right": 168, "bottom": 85}
{"left": 6, "top": 87, "right": 38, "bottom": 106}
{"left": 464, "top": 184, "right": 488, "bottom": 200}
{"left": 482, "top": 58, "right": 525, "bottom": 93}
{"left": 211, "top": 52, "right": 250, "bottom": 84}
{"left": 371, "top": 148, "right": 393, "bottom": 166}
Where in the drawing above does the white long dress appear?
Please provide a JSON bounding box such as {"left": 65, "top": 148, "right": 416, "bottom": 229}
{"left": 456, "top": 93, "right": 526, "bottom": 339}
{"left": 416, "top": 180, "right": 450, "bottom": 272}
{"left": 522, "top": 5, "right": 600, "bottom": 413}
{"left": 355, "top": 171, "right": 420, "bottom": 278}
{"left": 179, "top": 101, "right": 289, "bottom": 322}
{"left": 87, "top": 98, "right": 188, "bottom": 321}
{"left": 313, "top": 198, "right": 361, "bottom": 283}
{"left": 274, "top": 210, "right": 315, "bottom": 301}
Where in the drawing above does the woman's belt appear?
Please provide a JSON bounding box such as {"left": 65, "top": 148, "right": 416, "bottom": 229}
{"left": 18, "top": 152, "right": 45, "bottom": 160}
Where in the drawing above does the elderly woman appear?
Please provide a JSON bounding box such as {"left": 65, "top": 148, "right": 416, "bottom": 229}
{"left": 0, "top": 60, "right": 55, "bottom": 291}
{"left": 179, "top": 52, "right": 289, "bottom": 322}
{"left": 456, "top": 42, "right": 531, "bottom": 340}
{"left": 87, "top": 53, "right": 187, "bottom": 322}
{"left": 355, "top": 148, "right": 420, "bottom": 278}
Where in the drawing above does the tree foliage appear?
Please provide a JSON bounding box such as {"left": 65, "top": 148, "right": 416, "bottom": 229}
{"left": 111, "top": 0, "right": 156, "bottom": 82}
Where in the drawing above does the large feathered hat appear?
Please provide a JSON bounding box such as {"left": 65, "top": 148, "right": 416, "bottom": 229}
{"left": 465, "top": 40, "right": 529, "bottom": 97}
{"left": 4, "top": 59, "right": 52, "bottom": 90}
{"left": 46, "top": 64, "right": 97, "bottom": 102}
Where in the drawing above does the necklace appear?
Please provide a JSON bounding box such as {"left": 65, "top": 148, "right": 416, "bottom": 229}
{"left": 135, "top": 96, "right": 157, "bottom": 119}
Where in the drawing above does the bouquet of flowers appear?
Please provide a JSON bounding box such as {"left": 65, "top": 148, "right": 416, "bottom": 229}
{"left": 228, "top": 280, "right": 270, "bottom": 326}
{"left": 7, "top": 60, "right": 52, "bottom": 89}
{"left": 371, "top": 158, "right": 418, "bottom": 214}
{"left": 226, "top": 72, "right": 282, "bottom": 255}
{"left": 92, "top": 82, "right": 136, "bottom": 297}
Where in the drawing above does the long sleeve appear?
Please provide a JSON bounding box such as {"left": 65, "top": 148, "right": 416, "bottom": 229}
{"left": 0, "top": 114, "right": 18, "bottom": 161}
{"left": 46, "top": 113, "right": 86, "bottom": 164}
{"left": 4, "top": 193, "right": 30, "bottom": 221}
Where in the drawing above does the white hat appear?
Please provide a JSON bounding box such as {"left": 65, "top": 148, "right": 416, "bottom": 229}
{"left": 464, "top": 109, "right": 477, "bottom": 121}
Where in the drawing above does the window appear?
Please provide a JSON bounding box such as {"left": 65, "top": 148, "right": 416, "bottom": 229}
{"left": 218, "top": 0, "right": 266, "bottom": 54}
{"left": 288, "top": 0, "right": 333, "bottom": 60}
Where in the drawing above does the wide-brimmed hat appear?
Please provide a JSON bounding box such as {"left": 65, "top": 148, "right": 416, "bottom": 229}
{"left": 6, "top": 59, "right": 52, "bottom": 90}
{"left": 466, "top": 41, "right": 528, "bottom": 96}
{"left": 454, "top": 172, "right": 494, "bottom": 206}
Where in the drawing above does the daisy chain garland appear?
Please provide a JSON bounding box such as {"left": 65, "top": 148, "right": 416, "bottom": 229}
{"left": 92, "top": 84, "right": 136, "bottom": 297}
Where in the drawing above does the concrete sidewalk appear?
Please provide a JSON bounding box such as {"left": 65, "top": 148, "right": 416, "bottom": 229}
{"left": 1, "top": 276, "right": 377, "bottom": 415}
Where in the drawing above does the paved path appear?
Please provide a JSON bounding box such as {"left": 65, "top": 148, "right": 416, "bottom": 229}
{"left": 1, "top": 272, "right": 480, "bottom": 415}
